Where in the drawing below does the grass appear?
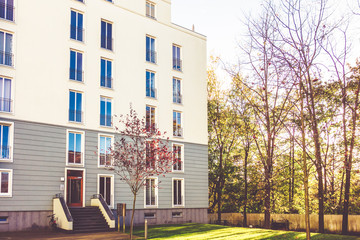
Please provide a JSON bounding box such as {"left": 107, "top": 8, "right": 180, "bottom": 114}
{"left": 132, "top": 223, "right": 360, "bottom": 240}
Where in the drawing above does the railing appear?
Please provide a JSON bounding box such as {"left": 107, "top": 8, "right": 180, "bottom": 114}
{"left": 173, "top": 58, "right": 182, "bottom": 71}
{"left": 99, "top": 153, "right": 112, "bottom": 166}
{"left": 100, "top": 76, "right": 113, "bottom": 89}
{"left": 68, "top": 151, "right": 83, "bottom": 164}
{"left": 91, "top": 194, "right": 115, "bottom": 220}
{"left": 69, "top": 68, "right": 84, "bottom": 82}
{"left": 173, "top": 94, "right": 182, "bottom": 104}
{"left": 69, "top": 110, "right": 83, "bottom": 123}
{"left": 70, "top": 25, "right": 84, "bottom": 42}
{"left": 100, "top": 114, "right": 112, "bottom": 127}
{"left": 101, "top": 36, "right": 113, "bottom": 51}
{"left": 146, "top": 123, "right": 157, "bottom": 133}
{"left": 0, "top": 51, "right": 13, "bottom": 67}
{"left": 0, "top": 2, "right": 14, "bottom": 21}
{"left": 146, "top": 50, "right": 157, "bottom": 63}
{"left": 146, "top": 13, "right": 156, "bottom": 20}
{"left": 53, "top": 193, "right": 73, "bottom": 222}
{"left": 0, "top": 145, "right": 10, "bottom": 159}
{"left": 173, "top": 127, "right": 183, "bottom": 137}
{"left": 0, "top": 98, "right": 12, "bottom": 113}
{"left": 146, "top": 88, "right": 157, "bottom": 99}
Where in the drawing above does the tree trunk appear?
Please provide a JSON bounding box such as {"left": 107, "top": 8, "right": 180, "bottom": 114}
{"left": 217, "top": 147, "right": 223, "bottom": 223}
{"left": 130, "top": 194, "right": 137, "bottom": 240}
{"left": 243, "top": 146, "right": 249, "bottom": 227}
{"left": 264, "top": 163, "right": 271, "bottom": 229}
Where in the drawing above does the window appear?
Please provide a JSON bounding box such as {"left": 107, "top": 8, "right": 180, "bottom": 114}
{"left": 69, "top": 91, "right": 82, "bottom": 123}
{"left": 106, "top": 0, "right": 113, "bottom": 2}
{"left": 0, "top": 122, "right": 12, "bottom": 161}
{"left": 0, "top": 169, "right": 12, "bottom": 197}
{"left": 145, "top": 178, "right": 157, "bottom": 207}
{"left": 145, "top": 141, "right": 156, "bottom": 169}
{"left": 67, "top": 130, "right": 84, "bottom": 165}
{"left": 146, "top": 1, "right": 155, "bottom": 19}
{"left": 146, "top": 71, "right": 156, "bottom": 98}
{"left": 0, "top": 31, "right": 13, "bottom": 66}
{"left": 173, "top": 45, "right": 181, "bottom": 71}
{"left": 146, "top": 106, "right": 156, "bottom": 132}
{"left": 173, "top": 78, "right": 182, "bottom": 104}
{"left": 100, "top": 58, "right": 112, "bottom": 88}
{"left": 173, "top": 144, "right": 183, "bottom": 172}
{"left": 146, "top": 36, "right": 156, "bottom": 63}
{"left": 70, "top": 10, "right": 83, "bottom": 42}
{"left": 0, "top": 0, "right": 13, "bottom": 21}
{"left": 101, "top": 20, "right": 112, "bottom": 50}
{"left": 0, "top": 77, "right": 11, "bottom": 112}
{"left": 99, "top": 135, "right": 112, "bottom": 167}
{"left": 98, "top": 175, "right": 113, "bottom": 207}
{"left": 173, "top": 111, "right": 182, "bottom": 137}
{"left": 100, "top": 97, "right": 112, "bottom": 127}
{"left": 173, "top": 179, "right": 184, "bottom": 207}
{"left": 77, "top": 0, "right": 84, "bottom": 3}
{"left": 69, "top": 50, "right": 83, "bottom": 81}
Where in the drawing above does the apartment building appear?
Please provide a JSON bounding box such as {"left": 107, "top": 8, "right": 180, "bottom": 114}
{"left": 0, "top": 0, "right": 207, "bottom": 232}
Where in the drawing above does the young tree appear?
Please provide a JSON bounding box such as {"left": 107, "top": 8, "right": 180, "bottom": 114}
{"left": 110, "top": 106, "right": 174, "bottom": 240}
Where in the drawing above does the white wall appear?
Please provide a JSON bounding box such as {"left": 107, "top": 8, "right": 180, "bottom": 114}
{"left": 0, "top": 0, "right": 207, "bottom": 145}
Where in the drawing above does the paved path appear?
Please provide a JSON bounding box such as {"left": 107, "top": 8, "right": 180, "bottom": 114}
{"left": 0, "top": 231, "right": 138, "bottom": 240}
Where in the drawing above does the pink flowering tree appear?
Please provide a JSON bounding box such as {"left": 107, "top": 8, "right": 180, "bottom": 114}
{"left": 110, "top": 106, "right": 175, "bottom": 239}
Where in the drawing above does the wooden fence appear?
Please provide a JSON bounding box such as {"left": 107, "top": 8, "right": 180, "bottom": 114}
{"left": 208, "top": 213, "right": 360, "bottom": 233}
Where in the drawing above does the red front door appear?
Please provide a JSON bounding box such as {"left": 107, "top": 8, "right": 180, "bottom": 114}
{"left": 67, "top": 170, "right": 83, "bottom": 207}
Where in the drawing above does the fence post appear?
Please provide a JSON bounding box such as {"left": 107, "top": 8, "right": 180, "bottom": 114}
{"left": 145, "top": 219, "right": 148, "bottom": 239}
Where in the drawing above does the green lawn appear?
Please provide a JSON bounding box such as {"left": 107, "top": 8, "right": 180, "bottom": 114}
{"left": 133, "top": 223, "right": 360, "bottom": 240}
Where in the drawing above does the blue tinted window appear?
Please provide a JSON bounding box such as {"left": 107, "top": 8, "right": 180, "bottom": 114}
{"left": 69, "top": 91, "right": 82, "bottom": 122}
{"left": 101, "top": 21, "right": 112, "bottom": 50}
{"left": 146, "top": 71, "right": 155, "bottom": 98}
{"left": 0, "top": 77, "right": 12, "bottom": 112}
{"left": 146, "top": 36, "right": 156, "bottom": 63}
{"left": 100, "top": 58, "right": 112, "bottom": 88}
{"left": 70, "top": 11, "right": 83, "bottom": 41}
{"left": 0, "top": 31, "right": 13, "bottom": 66}
{"left": 173, "top": 45, "right": 181, "bottom": 71}
{"left": 100, "top": 97, "right": 112, "bottom": 127}
{"left": 0, "top": 124, "right": 9, "bottom": 159}
{"left": 0, "top": 0, "right": 14, "bottom": 21}
{"left": 69, "top": 50, "right": 83, "bottom": 81}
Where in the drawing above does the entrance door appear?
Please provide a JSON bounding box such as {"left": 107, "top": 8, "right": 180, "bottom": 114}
{"left": 67, "top": 170, "right": 83, "bottom": 207}
{"left": 99, "top": 176, "right": 112, "bottom": 206}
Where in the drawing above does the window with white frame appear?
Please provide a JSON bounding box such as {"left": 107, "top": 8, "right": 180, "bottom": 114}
{"left": 173, "top": 111, "right": 182, "bottom": 137}
{"left": 145, "top": 178, "right": 157, "bottom": 207}
{"left": 146, "top": 105, "right": 156, "bottom": 132}
{"left": 98, "top": 175, "right": 113, "bottom": 207}
{"left": 146, "top": 71, "right": 156, "bottom": 98}
{"left": 0, "top": 169, "right": 12, "bottom": 197}
{"left": 0, "top": 31, "right": 13, "bottom": 66}
{"left": 99, "top": 135, "right": 112, "bottom": 167}
{"left": 101, "top": 20, "right": 113, "bottom": 50}
{"left": 69, "top": 50, "right": 83, "bottom": 82}
{"left": 0, "top": 122, "right": 12, "bottom": 161}
{"left": 145, "top": 141, "right": 156, "bottom": 169}
{"left": 172, "top": 45, "right": 181, "bottom": 71}
{"left": 173, "top": 144, "right": 183, "bottom": 172}
{"left": 173, "top": 78, "right": 182, "bottom": 104}
{"left": 100, "top": 58, "right": 112, "bottom": 88}
{"left": 67, "top": 130, "right": 84, "bottom": 165}
{"left": 146, "top": 1, "right": 155, "bottom": 19}
{"left": 69, "top": 90, "right": 83, "bottom": 123}
{"left": 173, "top": 178, "right": 184, "bottom": 207}
{"left": 70, "top": 10, "right": 83, "bottom": 42}
{"left": 146, "top": 36, "right": 156, "bottom": 63}
{"left": 0, "top": 0, "right": 14, "bottom": 21}
{"left": 100, "top": 97, "right": 112, "bottom": 127}
{"left": 0, "top": 77, "right": 12, "bottom": 112}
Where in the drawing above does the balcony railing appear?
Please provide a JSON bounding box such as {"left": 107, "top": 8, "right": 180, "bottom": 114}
{"left": 100, "top": 114, "right": 112, "bottom": 127}
{"left": 0, "top": 145, "right": 10, "bottom": 159}
{"left": 146, "top": 123, "right": 157, "bottom": 133}
{"left": 0, "top": 2, "right": 14, "bottom": 21}
{"left": 173, "top": 58, "right": 182, "bottom": 71}
{"left": 173, "top": 94, "right": 182, "bottom": 104}
{"left": 69, "top": 68, "right": 84, "bottom": 82}
{"left": 146, "top": 50, "right": 157, "bottom": 63}
{"left": 100, "top": 76, "right": 113, "bottom": 89}
{"left": 70, "top": 25, "right": 84, "bottom": 42}
{"left": 101, "top": 36, "right": 113, "bottom": 51}
{"left": 173, "top": 158, "right": 182, "bottom": 171}
{"left": 146, "top": 88, "right": 157, "bottom": 99}
{"left": 68, "top": 151, "right": 83, "bottom": 164}
{"left": 173, "top": 127, "right": 183, "bottom": 137}
{"left": 0, "top": 98, "right": 12, "bottom": 113}
{"left": 69, "top": 110, "right": 83, "bottom": 123}
{"left": 99, "top": 153, "right": 112, "bottom": 166}
{"left": 0, "top": 51, "right": 13, "bottom": 67}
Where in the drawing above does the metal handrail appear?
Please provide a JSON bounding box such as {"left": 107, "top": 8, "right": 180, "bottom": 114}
{"left": 173, "top": 127, "right": 183, "bottom": 137}
{"left": 101, "top": 36, "right": 113, "bottom": 51}
{"left": 173, "top": 94, "right": 183, "bottom": 104}
{"left": 100, "top": 114, "right": 112, "bottom": 127}
{"left": 53, "top": 193, "right": 73, "bottom": 222}
{"left": 91, "top": 194, "right": 115, "bottom": 220}
{"left": 69, "top": 68, "right": 84, "bottom": 81}
{"left": 0, "top": 51, "right": 13, "bottom": 67}
{"left": 69, "top": 110, "right": 83, "bottom": 123}
{"left": 70, "top": 25, "right": 84, "bottom": 42}
{"left": 100, "top": 76, "right": 113, "bottom": 88}
{"left": 146, "top": 50, "right": 157, "bottom": 63}
{"left": 173, "top": 58, "right": 182, "bottom": 71}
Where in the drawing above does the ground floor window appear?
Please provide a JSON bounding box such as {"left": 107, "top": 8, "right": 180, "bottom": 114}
{"left": 98, "top": 175, "right": 113, "bottom": 207}
{"left": 145, "top": 178, "right": 157, "bottom": 207}
{"left": 173, "top": 178, "right": 184, "bottom": 207}
{"left": 0, "top": 169, "right": 12, "bottom": 197}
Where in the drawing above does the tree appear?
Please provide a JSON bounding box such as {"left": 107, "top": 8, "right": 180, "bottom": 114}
{"left": 110, "top": 106, "right": 174, "bottom": 240}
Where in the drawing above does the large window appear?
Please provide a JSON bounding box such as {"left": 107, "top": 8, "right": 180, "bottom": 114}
{"left": 0, "top": 123, "right": 12, "bottom": 161}
{"left": 0, "top": 31, "right": 13, "bottom": 66}
{"left": 69, "top": 50, "right": 83, "bottom": 81}
{"left": 173, "top": 179, "right": 184, "bottom": 207}
{"left": 0, "top": 77, "right": 11, "bottom": 112}
{"left": 173, "top": 78, "right": 182, "bottom": 104}
{"left": 146, "top": 106, "right": 156, "bottom": 132}
{"left": 0, "top": 0, "right": 14, "bottom": 21}
{"left": 146, "top": 141, "right": 156, "bottom": 169}
{"left": 101, "top": 20, "right": 112, "bottom": 50}
{"left": 70, "top": 10, "right": 83, "bottom": 42}
{"left": 146, "top": 71, "right": 156, "bottom": 98}
{"left": 67, "top": 130, "right": 84, "bottom": 165}
{"left": 100, "top": 58, "right": 112, "bottom": 88}
{"left": 145, "top": 178, "right": 157, "bottom": 207}
{"left": 0, "top": 169, "right": 12, "bottom": 197}
{"left": 146, "top": 1, "right": 155, "bottom": 19}
{"left": 146, "top": 36, "right": 156, "bottom": 63}
{"left": 172, "top": 45, "right": 181, "bottom": 71}
{"left": 99, "top": 135, "right": 112, "bottom": 167}
{"left": 69, "top": 91, "right": 82, "bottom": 123}
{"left": 173, "top": 144, "right": 183, "bottom": 172}
{"left": 173, "top": 111, "right": 182, "bottom": 137}
{"left": 99, "top": 175, "right": 113, "bottom": 207}
{"left": 100, "top": 97, "right": 112, "bottom": 127}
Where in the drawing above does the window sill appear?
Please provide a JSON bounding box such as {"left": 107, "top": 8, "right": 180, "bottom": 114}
{"left": 70, "top": 38, "right": 85, "bottom": 44}
{"left": 172, "top": 68, "right": 183, "bottom": 73}
{"left": 172, "top": 170, "right": 184, "bottom": 174}
{"left": 145, "top": 96, "right": 157, "bottom": 100}
{"left": 172, "top": 205, "right": 185, "bottom": 208}
{"left": 144, "top": 205, "right": 158, "bottom": 209}
{"left": 172, "top": 102, "right": 183, "bottom": 106}
{"left": 69, "top": 79, "right": 84, "bottom": 83}
{"left": 100, "top": 86, "right": 114, "bottom": 90}
{"left": 173, "top": 135, "right": 184, "bottom": 139}
{"left": 98, "top": 165, "right": 114, "bottom": 170}
{"left": 100, "top": 47, "right": 114, "bottom": 53}
{"left": 146, "top": 60, "right": 157, "bottom": 65}
{"left": 100, "top": 125, "right": 113, "bottom": 129}
{"left": 0, "top": 159, "right": 12, "bottom": 163}
{"left": 0, "top": 18, "right": 15, "bottom": 24}
{"left": 0, "top": 64, "right": 14, "bottom": 69}
{"left": 66, "top": 163, "right": 84, "bottom": 168}
{"left": 68, "top": 121, "right": 84, "bottom": 125}
{"left": 0, "top": 111, "right": 14, "bottom": 115}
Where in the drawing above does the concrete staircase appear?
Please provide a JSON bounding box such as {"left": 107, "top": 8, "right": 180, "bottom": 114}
{"left": 69, "top": 206, "right": 112, "bottom": 233}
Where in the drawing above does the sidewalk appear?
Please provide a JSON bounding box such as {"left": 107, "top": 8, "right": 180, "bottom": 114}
{"left": 0, "top": 230, "right": 138, "bottom": 240}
